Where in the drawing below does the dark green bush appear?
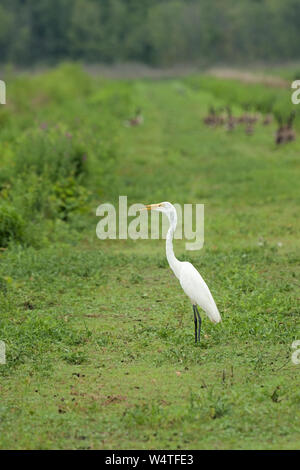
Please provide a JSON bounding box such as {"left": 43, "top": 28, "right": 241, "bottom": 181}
{"left": 0, "top": 204, "right": 24, "bottom": 247}
{"left": 0, "top": 65, "right": 132, "bottom": 247}
{"left": 14, "top": 128, "right": 89, "bottom": 183}
{"left": 51, "top": 177, "right": 91, "bottom": 221}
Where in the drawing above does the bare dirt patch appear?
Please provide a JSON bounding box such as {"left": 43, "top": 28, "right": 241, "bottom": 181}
{"left": 208, "top": 67, "right": 289, "bottom": 88}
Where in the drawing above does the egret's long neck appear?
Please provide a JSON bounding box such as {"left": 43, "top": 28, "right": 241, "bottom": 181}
{"left": 166, "top": 212, "right": 182, "bottom": 279}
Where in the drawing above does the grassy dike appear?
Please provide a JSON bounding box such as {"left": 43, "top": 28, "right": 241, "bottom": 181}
{"left": 0, "top": 67, "right": 299, "bottom": 449}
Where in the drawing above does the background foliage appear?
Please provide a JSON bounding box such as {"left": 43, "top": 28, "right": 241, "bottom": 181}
{"left": 1, "top": 0, "right": 300, "bottom": 66}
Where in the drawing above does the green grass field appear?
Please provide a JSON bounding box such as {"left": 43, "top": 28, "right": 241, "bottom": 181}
{"left": 0, "top": 67, "right": 300, "bottom": 449}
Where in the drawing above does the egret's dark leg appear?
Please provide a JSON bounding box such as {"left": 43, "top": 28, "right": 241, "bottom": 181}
{"left": 195, "top": 306, "right": 202, "bottom": 342}
{"left": 193, "top": 305, "right": 198, "bottom": 343}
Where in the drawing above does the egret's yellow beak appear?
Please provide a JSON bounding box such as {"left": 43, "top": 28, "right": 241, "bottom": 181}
{"left": 140, "top": 203, "right": 161, "bottom": 211}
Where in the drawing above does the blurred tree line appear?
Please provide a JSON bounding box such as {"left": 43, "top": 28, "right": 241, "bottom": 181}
{"left": 1, "top": 0, "right": 300, "bottom": 66}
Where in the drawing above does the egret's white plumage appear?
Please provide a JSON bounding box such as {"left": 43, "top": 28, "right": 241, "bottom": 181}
{"left": 179, "top": 262, "right": 221, "bottom": 323}
{"left": 142, "top": 201, "right": 221, "bottom": 342}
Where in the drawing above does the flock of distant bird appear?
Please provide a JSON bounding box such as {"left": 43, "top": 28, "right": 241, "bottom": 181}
{"left": 203, "top": 105, "right": 296, "bottom": 145}
{"left": 124, "top": 104, "right": 297, "bottom": 146}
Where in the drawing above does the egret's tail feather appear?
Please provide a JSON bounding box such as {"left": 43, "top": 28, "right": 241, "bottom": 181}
{"left": 212, "top": 310, "right": 222, "bottom": 323}
{"left": 206, "top": 305, "right": 222, "bottom": 323}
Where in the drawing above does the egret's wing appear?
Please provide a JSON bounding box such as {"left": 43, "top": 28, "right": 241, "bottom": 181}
{"left": 179, "top": 262, "right": 221, "bottom": 323}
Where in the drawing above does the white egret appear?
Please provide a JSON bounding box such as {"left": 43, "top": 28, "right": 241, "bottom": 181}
{"left": 141, "top": 202, "right": 221, "bottom": 342}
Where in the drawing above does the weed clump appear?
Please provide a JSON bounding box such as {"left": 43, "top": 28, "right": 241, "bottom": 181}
{"left": 0, "top": 203, "right": 24, "bottom": 247}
